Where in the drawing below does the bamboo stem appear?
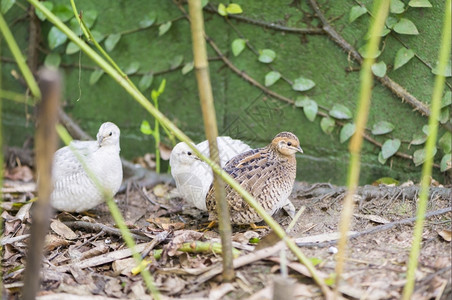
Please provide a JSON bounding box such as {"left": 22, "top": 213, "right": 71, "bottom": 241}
{"left": 187, "top": 0, "right": 234, "bottom": 282}
{"left": 22, "top": 68, "right": 60, "bottom": 300}
{"left": 402, "top": 2, "right": 451, "bottom": 299}
{"left": 0, "top": 11, "right": 41, "bottom": 100}
{"left": 333, "top": 0, "right": 390, "bottom": 297}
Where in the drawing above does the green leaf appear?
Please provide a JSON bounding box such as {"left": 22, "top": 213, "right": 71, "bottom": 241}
{"left": 441, "top": 91, "right": 451, "bottom": 108}
{"left": 381, "top": 139, "right": 401, "bottom": 159}
{"left": 124, "top": 62, "right": 140, "bottom": 75}
{"left": 439, "top": 132, "right": 451, "bottom": 154}
{"left": 151, "top": 90, "right": 158, "bottom": 102}
{"left": 139, "top": 74, "right": 154, "bottom": 91}
{"left": 1, "top": 0, "right": 15, "bottom": 14}
{"left": 258, "top": 49, "right": 276, "bottom": 63}
{"left": 90, "top": 31, "right": 106, "bottom": 43}
{"left": 157, "top": 79, "right": 166, "bottom": 95}
{"left": 140, "top": 120, "right": 153, "bottom": 135}
{"left": 292, "top": 76, "right": 316, "bottom": 91}
{"left": 413, "top": 148, "right": 437, "bottom": 166}
{"left": 296, "top": 96, "right": 318, "bottom": 122}
{"left": 378, "top": 151, "right": 387, "bottom": 164}
{"left": 422, "top": 125, "right": 429, "bottom": 135}
{"left": 390, "top": 0, "right": 405, "bottom": 14}
{"left": 44, "top": 53, "right": 61, "bottom": 68}
{"left": 69, "top": 18, "right": 82, "bottom": 36}
{"left": 104, "top": 33, "right": 121, "bottom": 52}
{"left": 371, "top": 121, "right": 394, "bottom": 135}
{"left": 393, "top": 18, "right": 419, "bottom": 35}
{"left": 81, "top": 10, "right": 98, "bottom": 28}
{"left": 264, "top": 71, "right": 281, "bottom": 87}
{"left": 394, "top": 47, "right": 415, "bottom": 70}
{"left": 226, "top": 3, "right": 243, "bottom": 14}
{"left": 309, "top": 257, "right": 323, "bottom": 266}
{"left": 249, "top": 237, "right": 260, "bottom": 244}
{"left": 408, "top": 0, "right": 432, "bottom": 7}
{"left": 386, "top": 16, "right": 398, "bottom": 29}
{"left": 432, "top": 60, "right": 451, "bottom": 77}
{"left": 48, "top": 26, "right": 68, "bottom": 49}
{"left": 340, "top": 123, "right": 356, "bottom": 143}
{"left": 349, "top": 5, "right": 367, "bottom": 23}
{"left": 53, "top": 5, "right": 73, "bottom": 22}
{"left": 201, "top": 0, "right": 209, "bottom": 8}
{"left": 304, "top": 100, "right": 318, "bottom": 122}
{"left": 440, "top": 154, "right": 451, "bottom": 172}
{"left": 66, "top": 42, "right": 80, "bottom": 55}
{"left": 35, "top": 1, "right": 53, "bottom": 21}
{"left": 231, "top": 38, "right": 246, "bottom": 56}
{"left": 218, "top": 3, "right": 227, "bottom": 16}
{"left": 411, "top": 133, "right": 427, "bottom": 146}
{"left": 329, "top": 104, "right": 352, "bottom": 119}
{"left": 158, "top": 21, "right": 172, "bottom": 36}
{"left": 358, "top": 45, "right": 381, "bottom": 58}
{"left": 320, "top": 117, "right": 335, "bottom": 134}
{"left": 439, "top": 107, "right": 450, "bottom": 124}
{"left": 374, "top": 177, "right": 399, "bottom": 185}
{"left": 139, "top": 11, "right": 157, "bottom": 28}
{"left": 89, "top": 69, "right": 104, "bottom": 85}
{"left": 181, "top": 62, "right": 194, "bottom": 75}
{"left": 170, "top": 55, "right": 184, "bottom": 69}
{"left": 371, "top": 61, "right": 387, "bottom": 77}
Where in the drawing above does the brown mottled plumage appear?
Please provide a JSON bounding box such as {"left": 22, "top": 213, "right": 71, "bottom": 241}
{"left": 206, "top": 132, "right": 303, "bottom": 225}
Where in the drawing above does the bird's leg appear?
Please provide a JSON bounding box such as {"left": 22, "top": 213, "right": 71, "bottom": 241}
{"left": 250, "top": 223, "right": 269, "bottom": 230}
{"left": 198, "top": 220, "right": 217, "bottom": 232}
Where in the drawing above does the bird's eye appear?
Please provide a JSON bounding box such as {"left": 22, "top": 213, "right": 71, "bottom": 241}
{"left": 287, "top": 142, "right": 292, "bottom": 146}
{"left": 109, "top": 132, "right": 113, "bottom": 136}
{"left": 187, "top": 151, "right": 192, "bottom": 156}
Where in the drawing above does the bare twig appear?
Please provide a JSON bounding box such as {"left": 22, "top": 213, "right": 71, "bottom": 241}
{"left": 63, "top": 221, "right": 153, "bottom": 241}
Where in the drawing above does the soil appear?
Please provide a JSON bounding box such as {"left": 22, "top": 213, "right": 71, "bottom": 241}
{"left": 1, "top": 175, "right": 451, "bottom": 300}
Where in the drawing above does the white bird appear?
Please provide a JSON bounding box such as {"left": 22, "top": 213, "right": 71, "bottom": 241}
{"left": 170, "top": 137, "right": 251, "bottom": 211}
{"left": 50, "top": 122, "right": 123, "bottom": 213}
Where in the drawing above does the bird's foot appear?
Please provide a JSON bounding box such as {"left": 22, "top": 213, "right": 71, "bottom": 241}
{"left": 250, "top": 223, "right": 269, "bottom": 230}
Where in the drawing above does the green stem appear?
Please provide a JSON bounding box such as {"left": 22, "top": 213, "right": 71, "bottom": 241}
{"left": 334, "top": 0, "right": 390, "bottom": 295}
{"left": 402, "top": 1, "right": 451, "bottom": 299}
{"left": 0, "top": 12, "right": 41, "bottom": 100}
{"left": 154, "top": 97, "right": 160, "bottom": 173}
{"left": 0, "top": 89, "right": 30, "bottom": 103}
{"left": 28, "top": 1, "right": 328, "bottom": 295}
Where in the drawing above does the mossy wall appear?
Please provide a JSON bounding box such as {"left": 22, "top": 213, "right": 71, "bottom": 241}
{"left": 1, "top": 0, "right": 450, "bottom": 185}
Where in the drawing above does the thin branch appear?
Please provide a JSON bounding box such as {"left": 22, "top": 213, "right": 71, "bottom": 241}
{"left": 63, "top": 221, "right": 153, "bottom": 241}
{"left": 203, "top": 5, "right": 324, "bottom": 35}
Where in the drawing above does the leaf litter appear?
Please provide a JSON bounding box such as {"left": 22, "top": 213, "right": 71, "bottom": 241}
{"left": 1, "top": 175, "right": 451, "bottom": 299}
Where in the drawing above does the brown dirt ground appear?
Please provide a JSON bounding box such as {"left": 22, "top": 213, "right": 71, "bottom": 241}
{"left": 1, "top": 177, "right": 451, "bottom": 300}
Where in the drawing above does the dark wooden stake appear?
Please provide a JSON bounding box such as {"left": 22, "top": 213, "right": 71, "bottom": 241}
{"left": 22, "top": 68, "right": 60, "bottom": 300}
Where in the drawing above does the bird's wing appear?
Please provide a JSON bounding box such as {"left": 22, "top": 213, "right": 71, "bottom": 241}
{"left": 196, "top": 137, "right": 252, "bottom": 167}
{"left": 52, "top": 141, "right": 98, "bottom": 179}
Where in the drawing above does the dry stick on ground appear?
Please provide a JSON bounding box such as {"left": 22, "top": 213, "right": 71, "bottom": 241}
{"left": 63, "top": 221, "right": 153, "bottom": 241}
{"left": 22, "top": 68, "right": 60, "bottom": 300}
{"left": 308, "top": 0, "right": 452, "bottom": 133}
{"left": 187, "top": 0, "right": 234, "bottom": 281}
{"left": 295, "top": 207, "right": 452, "bottom": 247}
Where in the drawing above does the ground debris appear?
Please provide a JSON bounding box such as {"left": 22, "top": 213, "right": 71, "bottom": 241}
{"left": 2, "top": 179, "right": 451, "bottom": 299}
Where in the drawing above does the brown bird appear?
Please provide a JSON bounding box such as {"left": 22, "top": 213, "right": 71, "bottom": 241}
{"left": 206, "top": 132, "right": 303, "bottom": 227}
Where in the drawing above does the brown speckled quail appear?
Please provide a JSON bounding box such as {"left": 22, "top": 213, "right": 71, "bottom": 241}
{"left": 206, "top": 132, "right": 303, "bottom": 226}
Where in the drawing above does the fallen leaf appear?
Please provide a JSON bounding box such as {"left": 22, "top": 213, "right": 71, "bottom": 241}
{"left": 50, "top": 219, "right": 78, "bottom": 240}
{"left": 295, "top": 231, "right": 358, "bottom": 244}
{"left": 44, "top": 234, "right": 69, "bottom": 251}
{"left": 112, "top": 257, "right": 136, "bottom": 276}
{"left": 437, "top": 229, "right": 451, "bottom": 242}
{"left": 159, "top": 142, "right": 172, "bottom": 160}
{"left": 153, "top": 184, "right": 168, "bottom": 197}
{"left": 353, "top": 213, "right": 390, "bottom": 224}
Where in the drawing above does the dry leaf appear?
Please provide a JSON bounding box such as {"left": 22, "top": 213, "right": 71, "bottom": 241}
{"left": 159, "top": 142, "right": 172, "bottom": 160}
{"left": 437, "top": 229, "right": 451, "bottom": 242}
{"left": 353, "top": 213, "right": 390, "bottom": 224}
{"left": 50, "top": 219, "right": 78, "bottom": 240}
{"left": 147, "top": 217, "right": 184, "bottom": 230}
{"left": 153, "top": 184, "right": 168, "bottom": 197}
{"left": 44, "top": 234, "right": 69, "bottom": 251}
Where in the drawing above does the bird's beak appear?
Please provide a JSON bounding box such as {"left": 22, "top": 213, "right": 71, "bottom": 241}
{"left": 97, "top": 135, "right": 104, "bottom": 145}
{"left": 296, "top": 146, "right": 303, "bottom": 154}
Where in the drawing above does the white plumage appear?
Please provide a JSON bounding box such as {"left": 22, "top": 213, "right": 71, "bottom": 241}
{"left": 170, "top": 137, "right": 251, "bottom": 210}
{"left": 50, "top": 122, "right": 123, "bottom": 212}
